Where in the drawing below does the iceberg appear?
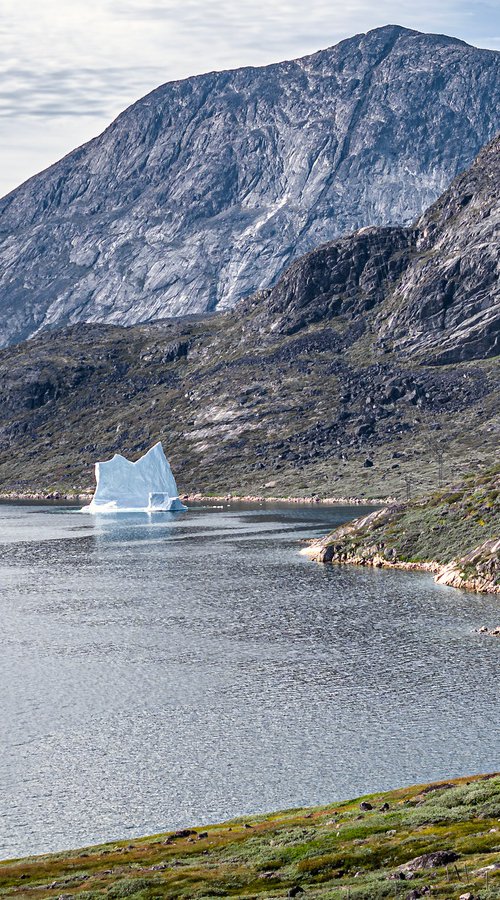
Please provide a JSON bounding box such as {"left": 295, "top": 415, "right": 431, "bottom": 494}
{"left": 81, "top": 442, "right": 187, "bottom": 513}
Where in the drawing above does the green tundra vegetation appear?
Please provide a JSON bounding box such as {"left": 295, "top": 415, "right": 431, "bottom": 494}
{"left": 1, "top": 775, "right": 499, "bottom": 900}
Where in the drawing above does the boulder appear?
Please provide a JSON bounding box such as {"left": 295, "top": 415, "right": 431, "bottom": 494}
{"left": 401, "top": 850, "right": 459, "bottom": 871}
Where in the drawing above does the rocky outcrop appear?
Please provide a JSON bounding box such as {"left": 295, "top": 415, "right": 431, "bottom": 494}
{"left": 252, "top": 134, "right": 499, "bottom": 364}
{"left": 399, "top": 851, "right": 459, "bottom": 873}
{"left": 377, "top": 135, "right": 500, "bottom": 363}
{"left": 303, "top": 472, "right": 500, "bottom": 594}
{"left": 1, "top": 26, "right": 500, "bottom": 347}
{"left": 248, "top": 226, "right": 414, "bottom": 335}
{"left": 435, "top": 538, "right": 500, "bottom": 593}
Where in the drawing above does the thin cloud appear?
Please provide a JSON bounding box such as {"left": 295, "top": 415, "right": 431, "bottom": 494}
{"left": 0, "top": 65, "right": 163, "bottom": 118}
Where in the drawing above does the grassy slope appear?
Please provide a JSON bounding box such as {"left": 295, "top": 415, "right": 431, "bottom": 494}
{"left": 1, "top": 776, "right": 499, "bottom": 900}
{"left": 315, "top": 467, "right": 500, "bottom": 591}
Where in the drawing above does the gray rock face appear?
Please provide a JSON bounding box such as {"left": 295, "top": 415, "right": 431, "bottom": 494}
{"left": 0, "top": 25, "right": 499, "bottom": 347}
{"left": 378, "top": 135, "right": 500, "bottom": 362}
{"left": 253, "top": 134, "right": 499, "bottom": 364}
{"left": 248, "top": 226, "right": 415, "bottom": 335}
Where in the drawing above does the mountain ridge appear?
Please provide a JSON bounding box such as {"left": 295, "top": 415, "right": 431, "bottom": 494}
{"left": 0, "top": 25, "right": 469, "bottom": 201}
{"left": 1, "top": 25, "right": 499, "bottom": 347}
{"left": 249, "top": 133, "right": 499, "bottom": 364}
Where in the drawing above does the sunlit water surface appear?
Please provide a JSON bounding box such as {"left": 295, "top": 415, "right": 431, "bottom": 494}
{"left": 1, "top": 501, "right": 499, "bottom": 859}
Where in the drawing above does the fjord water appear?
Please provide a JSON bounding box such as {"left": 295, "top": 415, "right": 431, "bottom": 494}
{"left": 1, "top": 503, "right": 499, "bottom": 860}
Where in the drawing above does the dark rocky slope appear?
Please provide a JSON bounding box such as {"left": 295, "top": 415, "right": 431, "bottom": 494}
{"left": 1, "top": 26, "right": 500, "bottom": 347}
{"left": 249, "top": 134, "right": 500, "bottom": 363}
{"left": 0, "top": 136, "right": 498, "bottom": 499}
{"left": 378, "top": 136, "right": 500, "bottom": 362}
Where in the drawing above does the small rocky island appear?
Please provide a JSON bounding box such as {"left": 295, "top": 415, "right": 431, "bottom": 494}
{"left": 304, "top": 467, "right": 499, "bottom": 594}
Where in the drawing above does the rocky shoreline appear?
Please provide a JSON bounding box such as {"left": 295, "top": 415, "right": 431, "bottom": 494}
{"left": 3, "top": 478, "right": 497, "bottom": 597}
{"left": 302, "top": 485, "right": 500, "bottom": 595}
{"left": 183, "top": 492, "right": 389, "bottom": 505}
{"left": 302, "top": 538, "right": 500, "bottom": 595}
{"left": 0, "top": 490, "right": 92, "bottom": 503}
{"left": 0, "top": 490, "right": 388, "bottom": 506}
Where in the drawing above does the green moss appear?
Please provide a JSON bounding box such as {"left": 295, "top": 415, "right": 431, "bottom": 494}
{"left": 1, "top": 776, "right": 499, "bottom": 900}
{"left": 107, "top": 877, "right": 160, "bottom": 898}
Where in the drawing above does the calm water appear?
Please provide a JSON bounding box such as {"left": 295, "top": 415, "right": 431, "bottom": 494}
{"left": 1, "top": 501, "right": 499, "bottom": 860}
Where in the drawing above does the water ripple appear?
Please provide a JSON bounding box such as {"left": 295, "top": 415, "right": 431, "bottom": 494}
{"left": 0, "top": 501, "right": 499, "bottom": 859}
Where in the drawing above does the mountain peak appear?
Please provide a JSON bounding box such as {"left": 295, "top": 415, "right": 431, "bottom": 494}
{"left": 316, "top": 23, "right": 471, "bottom": 59}
{"left": 362, "top": 23, "right": 464, "bottom": 42}
{"left": 0, "top": 28, "right": 498, "bottom": 346}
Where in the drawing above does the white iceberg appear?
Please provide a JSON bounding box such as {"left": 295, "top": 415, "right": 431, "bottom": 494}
{"left": 81, "top": 442, "right": 187, "bottom": 513}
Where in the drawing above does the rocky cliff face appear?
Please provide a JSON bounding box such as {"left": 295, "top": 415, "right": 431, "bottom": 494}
{"left": 0, "top": 138, "right": 497, "bottom": 500}
{"left": 1, "top": 25, "right": 499, "bottom": 347}
{"left": 251, "top": 134, "right": 499, "bottom": 364}
{"left": 377, "top": 136, "right": 500, "bottom": 363}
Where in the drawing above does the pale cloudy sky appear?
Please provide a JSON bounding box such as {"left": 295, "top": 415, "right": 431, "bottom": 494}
{"left": 1, "top": 0, "right": 499, "bottom": 197}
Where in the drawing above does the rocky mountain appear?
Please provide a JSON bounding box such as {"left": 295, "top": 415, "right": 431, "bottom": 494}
{"left": 1, "top": 25, "right": 500, "bottom": 348}
{"left": 0, "top": 136, "right": 497, "bottom": 499}
{"left": 250, "top": 134, "right": 500, "bottom": 364}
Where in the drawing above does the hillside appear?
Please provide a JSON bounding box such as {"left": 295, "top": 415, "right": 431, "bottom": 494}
{"left": 304, "top": 467, "right": 500, "bottom": 594}
{"left": 1, "top": 775, "right": 499, "bottom": 899}
{"left": 0, "top": 136, "right": 498, "bottom": 500}
{"left": 1, "top": 26, "right": 500, "bottom": 347}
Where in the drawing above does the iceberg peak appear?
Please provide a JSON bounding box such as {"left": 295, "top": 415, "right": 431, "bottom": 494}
{"left": 81, "top": 442, "right": 187, "bottom": 513}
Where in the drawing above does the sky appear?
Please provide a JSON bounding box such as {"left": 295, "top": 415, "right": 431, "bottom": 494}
{"left": 1, "top": 0, "right": 499, "bottom": 197}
